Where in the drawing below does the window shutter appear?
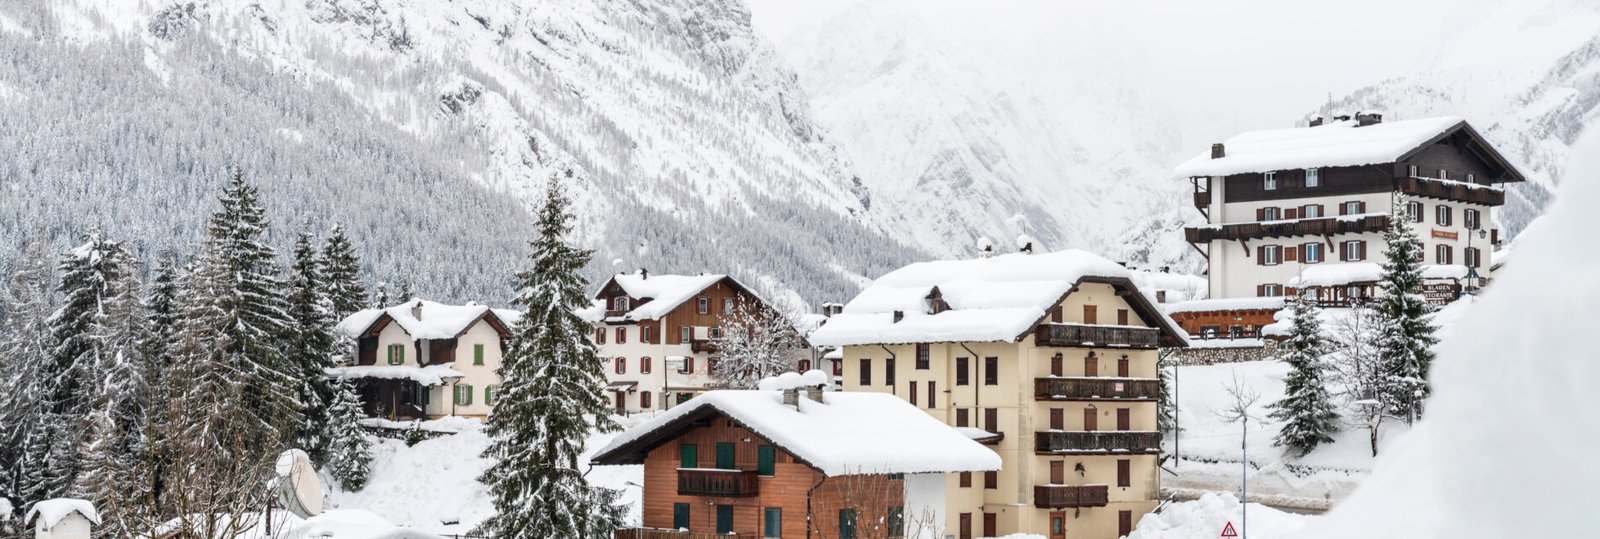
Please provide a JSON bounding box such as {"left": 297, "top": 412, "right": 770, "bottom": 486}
{"left": 1256, "top": 245, "right": 1265, "bottom": 265}
{"left": 1359, "top": 201, "right": 1367, "bottom": 214}
{"left": 1317, "top": 204, "right": 1326, "bottom": 217}
{"left": 1285, "top": 245, "right": 1298, "bottom": 262}
{"left": 1256, "top": 284, "right": 1266, "bottom": 297}
{"left": 1339, "top": 202, "right": 1347, "bottom": 216}
{"left": 1360, "top": 241, "right": 1368, "bottom": 261}
{"left": 1256, "top": 207, "right": 1265, "bottom": 221}
{"left": 1285, "top": 207, "right": 1298, "bottom": 220}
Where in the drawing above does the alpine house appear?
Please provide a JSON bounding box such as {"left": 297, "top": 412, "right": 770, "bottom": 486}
{"left": 333, "top": 299, "right": 521, "bottom": 419}
{"left": 807, "top": 249, "right": 1189, "bottom": 539}
{"left": 591, "top": 371, "right": 1000, "bottom": 539}
{"left": 1177, "top": 113, "right": 1524, "bottom": 306}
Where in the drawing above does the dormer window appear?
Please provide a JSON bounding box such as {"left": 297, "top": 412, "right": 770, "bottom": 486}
{"left": 612, "top": 296, "right": 630, "bottom": 312}
{"left": 1263, "top": 172, "right": 1278, "bottom": 191}
{"left": 697, "top": 297, "right": 709, "bottom": 315}
{"left": 1305, "top": 168, "right": 1320, "bottom": 187}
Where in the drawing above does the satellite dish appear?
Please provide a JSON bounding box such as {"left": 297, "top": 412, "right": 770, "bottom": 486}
{"left": 273, "top": 449, "right": 324, "bottom": 519}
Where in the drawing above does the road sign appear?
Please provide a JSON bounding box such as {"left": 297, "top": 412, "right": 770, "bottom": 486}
{"left": 1221, "top": 521, "right": 1238, "bottom": 537}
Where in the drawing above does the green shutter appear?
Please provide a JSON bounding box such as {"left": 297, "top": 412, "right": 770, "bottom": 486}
{"left": 757, "top": 445, "right": 775, "bottom": 476}
{"left": 716, "top": 505, "right": 733, "bottom": 534}
{"left": 673, "top": 503, "right": 690, "bottom": 530}
{"left": 465, "top": 385, "right": 473, "bottom": 405}
{"left": 715, "top": 443, "right": 735, "bottom": 470}
{"left": 839, "top": 509, "right": 857, "bottom": 539}
{"left": 484, "top": 386, "right": 494, "bottom": 405}
{"left": 680, "top": 444, "right": 697, "bottom": 468}
{"left": 474, "top": 344, "right": 485, "bottom": 365}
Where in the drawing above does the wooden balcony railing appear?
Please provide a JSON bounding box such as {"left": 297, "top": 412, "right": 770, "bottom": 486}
{"left": 616, "top": 528, "right": 758, "bottom": 539}
{"left": 1033, "top": 484, "right": 1110, "bottom": 509}
{"left": 1034, "top": 323, "right": 1159, "bottom": 349}
{"left": 1035, "top": 377, "right": 1160, "bottom": 401}
{"left": 1398, "top": 177, "right": 1505, "bottom": 206}
{"left": 1185, "top": 215, "right": 1389, "bottom": 244}
{"left": 677, "top": 469, "right": 760, "bottom": 497}
{"left": 1035, "top": 431, "right": 1162, "bottom": 455}
{"left": 604, "top": 309, "right": 627, "bottom": 318}
{"left": 1193, "top": 190, "right": 1212, "bottom": 209}
{"left": 691, "top": 339, "right": 720, "bottom": 353}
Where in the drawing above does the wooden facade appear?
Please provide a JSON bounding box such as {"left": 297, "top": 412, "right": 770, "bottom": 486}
{"left": 1166, "top": 309, "right": 1278, "bottom": 339}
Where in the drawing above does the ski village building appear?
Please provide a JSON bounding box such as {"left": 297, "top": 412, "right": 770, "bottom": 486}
{"left": 587, "top": 271, "right": 812, "bottom": 414}
{"left": 591, "top": 373, "right": 1000, "bottom": 539}
{"left": 1173, "top": 114, "right": 1524, "bottom": 334}
{"left": 333, "top": 299, "right": 519, "bottom": 420}
{"left": 807, "top": 249, "right": 1189, "bottom": 539}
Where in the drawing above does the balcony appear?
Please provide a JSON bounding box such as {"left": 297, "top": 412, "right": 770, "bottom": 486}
{"left": 1035, "top": 377, "right": 1160, "bottom": 401}
{"left": 617, "top": 529, "right": 757, "bottom": 539}
{"left": 1192, "top": 190, "right": 1211, "bottom": 209}
{"left": 690, "top": 339, "right": 720, "bottom": 353}
{"left": 1035, "top": 431, "right": 1162, "bottom": 455}
{"left": 1185, "top": 214, "right": 1389, "bottom": 244}
{"left": 677, "top": 468, "right": 759, "bottom": 497}
{"left": 1033, "top": 484, "right": 1110, "bottom": 509}
{"left": 1398, "top": 176, "right": 1505, "bottom": 206}
{"left": 1034, "top": 323, "right": 1159, "bottom": 349}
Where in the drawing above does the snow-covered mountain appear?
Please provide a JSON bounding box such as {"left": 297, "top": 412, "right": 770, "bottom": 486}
{"left": 0, "top": 0, "right": 919, "bottom": 304}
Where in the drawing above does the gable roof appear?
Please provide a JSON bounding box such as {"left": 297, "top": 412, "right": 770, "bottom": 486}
{"left": 335, "top": 299, "right": 520, "bottom": 340}
{"left": 26, "top": 498, "right": 100, "bottom": 528}
{"left": 806, "top": 249, "right": 1189, "bottom": 347}
{"left": 593, "top": 272, "right": 758, "bottom": 321}
{"left": 590, "top": 390, "right": 1001, "bottom": 476}
{"left": 1174, "top": 116, "right": 1524, "bottom": 182}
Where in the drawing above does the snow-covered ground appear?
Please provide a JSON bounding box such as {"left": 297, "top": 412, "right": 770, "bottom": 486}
{"left": 1130, "top": 493, "right": 1311, "bottom": 539}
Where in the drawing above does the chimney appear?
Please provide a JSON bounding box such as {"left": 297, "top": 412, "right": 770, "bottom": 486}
{"left": 639, "top": 268, "right": 649, "bottom": 279}
{"left": 1334, "top": 114, "right": 1352, "bottom": 122}
{"left": 1356, "top": 112, "right": 1383, "bottom": 127}
{"left": 411, "top": 300, "right": 424, "bottom": 321}
{"left": 892, "top": 310, "right": 904, "bottom": 323}
{"left": 1309, "top": 116, "right": 1324, "bottom": 127}
{"left": 782, "top": 387, "right": 800, "bottom": 409}
{"left": 1211, "top": 143, "right": 1226, "bottom": 159}
{"left": 1160, "top": 266, "right": 1170, "bottom": 273}
{"left": 804, "top": 385, "right": 824, "bottom": 403}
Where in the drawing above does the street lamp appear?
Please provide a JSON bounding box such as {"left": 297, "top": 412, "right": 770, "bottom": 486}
{"left": 1465, "top": 227, "right": 1489, "bottom": 293}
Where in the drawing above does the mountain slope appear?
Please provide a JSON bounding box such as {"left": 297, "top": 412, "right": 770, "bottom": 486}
{"left": 0, "top": 0, "right": 918, "bottom": 304}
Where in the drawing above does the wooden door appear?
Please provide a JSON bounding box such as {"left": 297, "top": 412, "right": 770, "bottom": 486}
{"left": 716, "top": 505, "right": 734, "bottom": 534}
{"left": 1084, "top": 408, "right": 1098, "bottom": 431}
{"left": 1083, "top": 356, "right": 1098, "bottom": 377}
{"left": 1117, "top": 408, "right": 1131, "bottom": 431}
{"left": 959, "top": 513, "right": 972, "bottom": 539}
{"left": 1050, "top": 461, "right": 1064, "bottom": 484}
{"left": 1119, "top": 510, "right": 1133, "bottom": 536}
{"left": 1049, "top": 512, "right": 1067, "bottom": 539}
{"left": 1117, "top": 357, "right": 1129, "bottom": 377}
{"left": 983, "top": 513, "right": 996, "bottom": 537}
{"left": 613, "top": 392, "right": 625, "bottom": 414}
{"left": 1083, "top": 305, "right": 1098, "bottom": 324}
{"left": 1051, "top": 354, "right": 1063, "bottom": 376}
{"left": 1050, "top": 408, "right": 1063, "bottom": 430}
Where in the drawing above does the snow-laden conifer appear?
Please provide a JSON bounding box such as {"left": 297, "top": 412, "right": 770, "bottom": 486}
{"left": 1375, "top": 196, "right": 1439, "bottom": 423}
{"left": 0, "top": 232, "right": 55, "bottom": 515}
{"left": 287, "top": 228, "right": 371, "bottom": 487}
{"left": 320, "top": 223, "right": 368, "bottom": 319}
{"left": 1267, "top": 292, "right": 1340, "bottom": 456}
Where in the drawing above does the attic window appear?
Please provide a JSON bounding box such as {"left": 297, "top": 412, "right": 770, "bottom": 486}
{"left": 612, "top": 297, "right": 630, "bottom": 312}
{"left": 697, "top": 297, "right": 709, "bottom": 315}
{"left": 1305, "top": 168, "right": 1320, "bottom": 187}
{"left": 1263, "top": 172, "right": 1278, "bottom": 191}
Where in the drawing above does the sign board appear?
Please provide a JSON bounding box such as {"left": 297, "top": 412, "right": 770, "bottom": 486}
{"left": 1421, "top": 283, "right": 1460, "bottom": 305}
{"left": 1431, "top": 229, "right": 1459, "bottom": 240}
{"left": 1221, "top": 522, "right": 1238, "bottom": 537}
{"left": 666, "top": 356, "right": 687, "bottom": 372}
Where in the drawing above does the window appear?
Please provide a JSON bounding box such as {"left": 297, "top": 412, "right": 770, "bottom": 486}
{"left": 1118, "top": 356, "right": 1130, "bottom": 377}
{"left": 909, "top": 381, "right": 919, "bottom": 406}
{"left": 473, "top": 344, "right": 485, "bottom": 365}
{"left": 614, "top": 357, "right": 625, "bottom": 374}
{"left": 1051, "top": 353, "right": 1063, "bottom": 376}
{"left": 1436, "top": 205, "right": 1453, "bottom": 226}
{"left": 959, "top": 472, "right": 972, "bottom": 488}
{"left": 594, "top": 327, "right": 606, "bottom": 345}
{"left": 757, "top": 445, "right": 776, "bottom": 476}
{"left": 1260, "top": 206, "right": 1281, "bottom": 221}
{"left": 1084, "top": 355, "right": 1098, "bottom": 377}
{"left": 1342, "top": 240, "right": 1364, "bottom": 262}
{"left": 1408, "top": 164, "right": 1419, "bottom": 177}
{"left": 615, "top": 327, "right": 627, "bottom": 344}
{"left": 1305, "top": 167, "right": 1320, "bottom": 187}
{"left": 1199, "top": 325, "right": 1220, "bottom": 339}
{"left": 682, "top": 357, "right": 695, "bottom": 374}
{"left": 798, "top": 359, "right": 811, "bottom": 372}
{"left": 1117, "top": 459, "right": 1131, "bottom": 487}
{"left": 1302, "top": 243, "right": 1323, "bottom": 264}
{"left": 680, "top": 444, "right": 698, "bottom": 468}
{"left": 697, "top": 297, "right": 709, "bottom": 315}
{"left": 1466, "top": 247, "right": 1482, "bottom": 268}
{"left": 673, "top": 503, "right": 690, "bottom": 530}
{"left": 717, "top": 505, "right": 734, "bottom": 535}
{"left": 1465, "top": 208, "right": 1481, "bottom": 230}
{"left": 927, "top": 381, "right": 936, "bottom": 408}
{"left": 1261, "top": 283, "right": 1283, "bottom": 297}
{"left": 1467, "top": 173, "right": 1477, "bottom": 183}
{"left": 838, "top": 509, "right": 858, "bottom": 539}
{"left": 1083, "top": 305, "right": 1097, "bottom": 324}
{"left": 1117, "top": 309, "right": 1129, "bottom": 325}
{"left": 984, "top": 471, "right": 997, "bottom": 489}
{"left": 764, "top": 508, "right": 782, "bottom": 539}
{"left": 915, "top": 344, "right": 930, "bottom": 369}
{"left": 885, "top": 358, "right": 896, "bottom": 387}
{"left": 955, "top": 357, "right": 970, "bottom": 386}
{"left": 485, "top": 385, "right": 496, "bottom": 405}
{"left": 679, "top": 326, "right": 691, "bottom": 342}
{"left": 1050, "top": 408, "right": 1064, "bottom": 430}
{"left": 1263, "top": 171, "right": 1278, "bottom": 190}
{"left": 1438, "top": 168, "right": 1449, "bottom": 180}
{"left": 985, "top": 408, "right": 999, "bottom": 433}
{"left": 723, "top": 297, "right": 736, "bottom": 315}
{"left": 1301, "top": 204, "right": 1322, "bottom": 218}
{"left": 955, "top": 408, "right": 969, "bottom": 427}
{"left": 612, "top": 296, "right": 629, "bottom": 311}
{"left": 984, "top": 357, "right": 999, "bottom": 386}
{"left": 455, "top": 384, "right": 473, "bottom": 405}
{"left": 888, "top": 507, "right": 905, "bottom": 536}
{"left": 709, "top": 326, "right": 722, "bottom": 339}
{"left": 832, "top": 359, "right": 843, "bottom": 376}
{"left": 640, "top": 391, "right": 652, "bottom": 409}
{"left": 640, "top": 356, "right": 652, "bottom": 374}
{"left": 641, "top": 326, "right": 654, "bottom": 344}
{"left": 387, "top": 344, "right": 405, "bottom": 365}
{"left": 1407, "top": 201, "right": 1424, "bottom": 223}
{"left": 859, "top": 359, "right": 871, "bottom": 386}
{"left": 1260, "top": 245, "right": 1282, "bottom": 266}
{"left": 1436, "top": 244, "right": 1454, "bottom": 265}
{"left": 1341, "top": 201, "right": 1363, "bottom": 215}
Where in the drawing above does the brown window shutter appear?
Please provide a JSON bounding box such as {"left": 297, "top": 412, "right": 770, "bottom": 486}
{"left": 1285, "top": 286, "right": 1297, "bottom": 296}
{"left": 1257, "top": 284, "right": 1266, "bottom": 297}
{"left": 1359, "top": 201, "right": 1367, "bottom": 214}
{"left": 1256, "top": 207, "right": 1265, "bottom": 221}
{"left": 1285, "top": 208, "right": 1298, "bottom": 220}
{"left": 1317, "top": 204, "right": 1326, "bottom": 217}
{"left": 1256, "top": 245, "right": 1265, "bottom": 265}
{"left": 1339, "top": 203, "right": 1347, "bottom": 216}
{"left": 1360, "top": 241, "right": 1368, "bottom": 261}
{"left": 1285, "top": 246, "right": 1297, "bottom": 262}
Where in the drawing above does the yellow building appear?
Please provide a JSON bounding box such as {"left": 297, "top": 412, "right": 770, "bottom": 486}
{"left": 809, "top": 249, "right": 1189, "bottom": 539}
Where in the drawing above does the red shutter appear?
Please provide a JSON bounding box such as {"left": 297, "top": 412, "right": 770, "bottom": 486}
{"left": 1285, "top": 246, "right": 1298, "bottom": 262}
{"left": 1285, "top": 207, "right": 1298, "bottom": 220}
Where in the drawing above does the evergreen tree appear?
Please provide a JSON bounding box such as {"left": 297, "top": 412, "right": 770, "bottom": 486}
{"left": 321, "top": 224, "right": 368, "bottom": 319}
{"left": 76, "top": 238, "right": 152, "bottom": 535}
{"left": 372, "top": 281, "right": 392, "bottom": 308}
{"left": 1157, "top": 350, "right": 1176, "bottom": 433}
{"left": 139, "top": 255, "right": 182, "bottom": 520}
{"left": 1267, "top": 292, "right": 1340, "bottom": 456}
{"left": 477, "top": 180, "right": 626, "bottom": 538}
{"left": 323, "top": 377, "right": 373, "bottom": 491}
{"left": 1375, "top": 196, "right": 1439, "bottom": 423}
{"left": 0, "top": 232, "right": 54, "bottom": 517}
{"left": 287, "top": 228, "right": 371, "bottom": 487}
{"left": 397, "top": 279, "right": 415, "bottom": 302}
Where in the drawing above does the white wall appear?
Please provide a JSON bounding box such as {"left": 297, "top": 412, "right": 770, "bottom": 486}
{"left": 594, "top": 320, "right": 718, "bottom": 413}
{"left": 35, "top": 513, "right": 92, "bottom": 539}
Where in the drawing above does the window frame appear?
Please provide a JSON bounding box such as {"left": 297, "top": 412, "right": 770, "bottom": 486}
{"left": 594, "top": 327, "right": 606, "bottom": 345}
{"left": 763, "top": 508, "right": 783, "bottom": 539}
{"left": 697, "top": 296, "right": 710, "bottom": 315}
{"left": 1262, "top": 283, "right": 1283, "bottom": 297}
{"left": 1305, "top": 167, "right": 1319, "bottom": 187}
{"left": 640, "top": 391, "right": 652, "bottom": 409}
{"left": 955, "top": 357, "right": 970, "bottom": 386}
{"left": 615, "top": 327, "right": 627, "bottom": 344}
{"left": 1262, "top": 245, "right": 1282, "bottom": 266}
{"left": 640, "top": 356, "right": 652, "bottom": 375}
{"left": 915, "top": 343, "right": 931, "bottom": 369}
{"left": 1302, "top": 242, "right": 1323, "bottom": 264}
{"left": 723, "top": 297, "right": 736, "bottom": 315}
{"left": 1342, "top": 240, "right": 1361, "bottom": 262}
{"left": 1263, "top": 171, "right": 1278, "bottom": 190}
{"left": 984, "top": 357, "right": 999, "bottom": 386}
{"left": 614, "top": 357, "right": 626, "bottom": 375}
{"left": 859, "top": 358, "right": 871, "bottom": 386}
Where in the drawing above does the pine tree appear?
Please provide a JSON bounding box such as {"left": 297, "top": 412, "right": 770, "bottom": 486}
{"left": 1267, "top": 292, "right": 1340, "bottom": 456}
{"left": 0, "top": 232, "right": 54, "bottom": 516}
{"left": 321, "top": 223, "right": 368, "bottom": 319}
{"left": 139, "top": 255, "right": 181, "bottom": 520}
{"left": 1157, "top": 350, "right": 1176, "bottom": 433}
{"left": 397, "top": 280, "right": 415, "bottom": 302}
{"left": 372, "top": 281, "right": 392, "bottom": 308}
{"left": 1375, "top": 196, "right": 1439, "bottom": 423}
{"left": 323, "top": 377, "right": 373, "bottom": 491}
{"left": 477, "top": 180, "right": 626, "bottom": 538}
{"left": 76, "top": 238, "right": 152, "bottom": 535}
{"left": 287, "top": 228, "right": 371, "bottom": 487}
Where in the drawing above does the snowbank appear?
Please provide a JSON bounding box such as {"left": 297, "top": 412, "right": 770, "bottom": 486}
{"left": 1173, "top": 116, "right": 1465, "bottom": 178}
{"left": 1129, "top": 492, "right": 1310, "bottom": 539}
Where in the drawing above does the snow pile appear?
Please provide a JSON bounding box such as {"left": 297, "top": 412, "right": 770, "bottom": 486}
{"left": 756, "top": 369, "right": 831, "bottom": 391}
{"left": 1286, "top": 263, "right": 1468, "bottom": 288}
{"left": 594, "top": 390, "right": 1001, "bottom": 476}
{"left": 0, "top": 497, "right": 10, "bottom": 521}
{"left": 228, "top": 508, "right": 448, "bottom": 539}
{"left": 335, "top": 299, "right": 518, "bottom": 340}
{"left": 1173, "top": 116, "right": 1466, "bottom": 178}
{"left": 327, "top": 364, "right": 466, "bottom": 386}
{"left": 24, "top": 498, "right": 99, "bottom": 528}
{"left": 1130, "top": 269, "right": 1208, "bottom": 304}
{"left": 607, "top": 272, "right": 730, "bottom": 321}
{"left": 359, "top": 416, "right": 484, "bottom": 433}
{"left": 1128, "top": 492, "right": 1310, "bottom": 539}
{"left": 1296, "top": 104, "right": 1600, "bottom": 539}
{"left": 1165, "top": 296, "right": 1287, "bottom": 314}
{"left": 811, "top": 249, "right": 1173, "bottom": 346}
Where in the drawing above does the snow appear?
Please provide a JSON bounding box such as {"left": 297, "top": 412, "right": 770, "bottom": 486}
{"left": 327, "top": 364, "right": 466, "bottom": 386}
{"left": 334, "top": 299, "right": 517, "bottom": 341}
{"left": 359, "top": 416, "right": 484, "bottom": 434}
{"left": 1185, "top": 338, "right": 1267, "bottom": 349}
{"left": 25, "top": 498, "right": 99, "bottom": 528}
{"left": 809, "top": 249, "right": 1147, "bottom": 346}
{"left": 594, "top": 390, "right": 1001, "bottom": 476}
{"left": 1173, "top": 116, "right": 1466, "bottom": 178}
{"left": 0, "top": 498, "right": 10, "bottom": 521}
{"left": 1295, "top": 101, "right": 1600, "bottom": 539}
{"left": 1286, "top": 263, "right": 1469, "bottom": 288}
{"left": 1165, "top": 297, "right": 1288, "bottom": 314}
{"left": 755, "top": 369, "right": 831, "bottom": 391}
{"left": 1127, "top": 492, "right": 1310, "bottom": 539}
{"left": 607, "top": 272, "right": 729, "bottom": 321}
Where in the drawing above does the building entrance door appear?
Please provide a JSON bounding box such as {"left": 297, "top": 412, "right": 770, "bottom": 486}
{"left": 1049, "top": 511, "right": 1067, "bottom": 539}
{"left": 613, "top": 392, "right": 625, "bottom": 414}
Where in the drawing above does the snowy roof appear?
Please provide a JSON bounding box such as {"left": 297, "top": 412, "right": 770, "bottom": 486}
{"left": 1165, "top": 297, "right": 1288, "bottom": 314}
{"left": 596, "top": 272, "right": 751, "bottom": 321}
{"left": 326, "top": 364, "right": 466, "bottom": 386}
{"left": 807, "top": 249, "right": 1187, "bottom": 347}
{"left": 1175, "top": 116, "right": 1468, "bottom": 178}
{"left": 335, "top": 299, "right": 518, "bottom": 340}
{"left": 26, "top": 498, "right": 99, "bottom": 528}
{"left": 591, "top": 390, "right": 1001, "bottom": 476}
{"left": 1287, "top": 263, "right": 1470, "bottom": 288}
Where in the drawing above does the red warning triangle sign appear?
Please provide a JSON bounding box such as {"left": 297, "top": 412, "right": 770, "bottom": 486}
{"left": 1221, "top": 522, "right": 1238, "bottom": 537}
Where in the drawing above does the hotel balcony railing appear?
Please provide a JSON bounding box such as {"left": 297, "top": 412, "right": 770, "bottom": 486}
{"left": 1033, "top": 484, "right": 1111, "bottom": 509}
{"left": 1034, "top": 431, "right": 1162, "bottom": 455}
{"left": 1185, "top": 214, "right": 1389, "bottom": 244}
{"left": 1034, "top": 377, "right": 1160, "bottom": 401}
{"left": 1034, "top": 323, "right": 1159, "bottom": 349}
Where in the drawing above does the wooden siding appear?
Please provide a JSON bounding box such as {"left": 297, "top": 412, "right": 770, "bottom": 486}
{"left": 662, "top": 280, "right": 758, "bottom": 345}
{"left": 1167, "top": 310, "right": 1278, "bottom": 337}
{"left": 1401, "top": 138, "right": 1498, "bottom": 184}
{"left": 1221, "top": 164, "right": 1392, "bottom": 203}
